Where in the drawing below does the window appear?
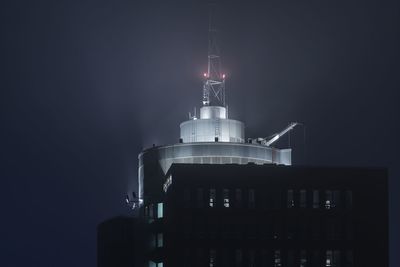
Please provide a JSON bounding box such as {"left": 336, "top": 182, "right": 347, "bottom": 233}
{"left": 326, "top": 250, "right": 340, "bottom": 267}
{"left": 151, "top": 234, "right": 156, "bottom": 248}
{"left": 287, "top": 250, "right": 294, "bottom": 266}
{"left": 197, "top": 188, "right": 204, "bottom": 208}
{"left": 149, "top": 261, "right": 163, "bottom": 267}
{"left": 235, "top": 249, "right": 242, "bottom": 267}
{"left": 345, "top": 250, "right": 354, "bottom": 267}
{"left": 287, "top": 189, "right": 295, "bottom": 208}
{"left": 274, "top": 250, "right": 281, "bottom": 267}
{"left": 223, "top": 189, "right": 230, "bottom": 208}
{"left": 248, "top": 189, "right": 255, "bottom": 208}
{"left": 157, "top": 233, "right": 163, "bottom": 247}
{"left": 149, "top": 204, "right": 154, "bottom": 219}
{"left": 221, "top": 249, "right": 229, "bottom": 267}
{"left": 333, "top": 190, "right": 341, "bottom": 208}
{"left": 325, "top": 190, "right": 333, "bottom": 209}
{"left": 273, "top": 218, "right": 281, "bottom": 240}
{"left": 300, "top": 250, "right": 307, "bottom": 267}
{"left": 235, "top": 189, "right": 242, "bottom": 208}
{"left": 157, "top": 203, "right": 163, "bottom": 218}
{"left": 184, "top": 188, "right": 190, "bottom": 208}
{"left": 312, "top": 250, "right": 319, "bottom": 267}
{"left": 249, "top": 250, "right": 255, "bottom": 267}
{"left": 345, "top": 190, "right": 353, "bottom": 209}
{"left": 261, "top": 249, "right": 270, "bottom": 267}
{"left": 300, "top": 189, "right": 307, "bottom": 208}
{"left": 209, "top": 188, "right": 216, "bottom": 208}
{"left": 209, "top": 249, "right": 216, "bottom": 267}
{"left": 313, "top": 190, "right": 320, "bottom": 208}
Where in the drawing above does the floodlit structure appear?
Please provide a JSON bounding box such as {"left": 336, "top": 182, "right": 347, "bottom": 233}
{"left": 97, "top": 6, "right": 388, "bottom": 267}
{"left": 137, "top": 13, "right": 298, "bottom": 205}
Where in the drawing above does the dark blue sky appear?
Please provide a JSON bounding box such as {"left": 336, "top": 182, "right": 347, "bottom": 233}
{"left": 1, "top": 1, "right": 399, "bottom": 266}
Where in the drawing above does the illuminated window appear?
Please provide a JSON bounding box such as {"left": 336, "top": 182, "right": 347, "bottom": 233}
{"left": 274, "top": 250, "right": 281, "bottom": 267}
{"left": 287, "top": 189, "right": 294, "bottom": 208}
{"left": 223, "top": 189, "right": 230, "bottom": 208}
{"left": 248, "top": 189, "right": 255, "bottom": 208}
{"left": 300, "top": 250, "right": 307, "bottom": 267}
{"left": 326, "top": 250, "right": 340, "bottom": 267}
{"left": 149, "top": 262, "right": 163, "bottom": 267}
{"left": 157, "top": 203, "right": 163, "bottom": 218}
{"left": 300, "top": 189, "right": 307, "bottom": 208}
{"left": 209, "top": 249, "right": 216, "bottom": 267}
{"left": 209, "top": 188, "right": 216, "bottom": 208}
{"left": 313, "top": 190, "right": 320, "bottom": 208}
{"left": 325, "top": 190, "right": 333, "bottom": 209}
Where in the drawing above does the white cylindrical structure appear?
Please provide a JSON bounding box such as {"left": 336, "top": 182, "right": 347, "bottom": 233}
{"left": 199, "top": 106, "right": 227, "bottom": 119}
{"left": 180, "top": 105, "right": 244, "bottom": 143}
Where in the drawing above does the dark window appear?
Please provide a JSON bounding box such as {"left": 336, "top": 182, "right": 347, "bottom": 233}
{"left": 287, "top": 189, "right": 295, "bottom": 208}
{"left": 197, "top": 188, "right": 204, "bottom": 208}
{"left": 249, "top": 250, "right": 255, "bottom": 267}
{"left": 248, "top": 189, "right": 255, "bottom": 209}
{"left": 235, "top": 189, "right": 242, "bottom": 208}
{"left": 311, "top": 250, "right": 320, "bottom": 267}
{"left": 344, "top": 250, "right": 354, "bottom": 267}
{"left": 300, "top": 189, "right": 307, "bottom": 208}
{"left": 235, "top": 249, "right": 242, "bottom": 267}
{"left": 287, "top": 250, "right": 295, "bottom": 266}
{"left": 345, "top": 190, "right": 353, "bottom": 209}
{"left": 313, "top": 190, "right": 320, "bottom": 209}
{"left": 183, "top": 188, "right": 190, "bottom": 208}
{"left": 333, "top": 190, "right": 341, "bottom": 208}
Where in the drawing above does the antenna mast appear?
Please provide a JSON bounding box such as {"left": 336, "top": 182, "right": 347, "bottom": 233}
{"left": 203, "top": 4, "right": 226, "bottom": 107}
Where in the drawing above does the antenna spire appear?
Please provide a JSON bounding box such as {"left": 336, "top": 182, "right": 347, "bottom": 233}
{"left": 203, "top": 3, "right": 226, "bottom": 107}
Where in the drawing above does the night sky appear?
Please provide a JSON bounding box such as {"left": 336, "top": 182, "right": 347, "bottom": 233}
{"left": 1, "top": 1, "right": 399, "bottom": 266}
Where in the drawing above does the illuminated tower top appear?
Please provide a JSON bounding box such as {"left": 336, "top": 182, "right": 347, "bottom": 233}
{"left": 202, "top": 5, "right": 225, "bottom": 107}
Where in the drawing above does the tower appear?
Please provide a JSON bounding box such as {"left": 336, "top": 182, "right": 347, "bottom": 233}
{"left": 109, "top": 6, "right": 388, "bottom": 267}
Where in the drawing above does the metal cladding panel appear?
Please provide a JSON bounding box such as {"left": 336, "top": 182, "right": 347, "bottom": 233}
{"left": 180, "top": 119, "right": 245, "bottom": 143}
{"left": 199, "top": 106, "right": 227, "bottom": 119}
{"left": 138, "top": 143, "right": 291, "bottom": 202}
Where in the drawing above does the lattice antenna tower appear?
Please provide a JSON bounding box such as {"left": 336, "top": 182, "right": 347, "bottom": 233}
{"left": 202, "top": 4, "right": 226, "bottom": 107}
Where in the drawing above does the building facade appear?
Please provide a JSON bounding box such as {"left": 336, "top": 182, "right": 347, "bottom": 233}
{"left": 142, "top": 164, "right": 388, "bottom": 267}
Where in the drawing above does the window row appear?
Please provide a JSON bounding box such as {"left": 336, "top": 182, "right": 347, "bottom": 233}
{"left": 181, "top": 219, "right": 354, "bottom": 241}
{"left": 144, "top": 203, "right": 164, "bottom": 220}
{"left": 183, "top": 188, "right": 353, "bottom": 210}
{"left": 182, "top": 248, "right": 354, "bottom": 267}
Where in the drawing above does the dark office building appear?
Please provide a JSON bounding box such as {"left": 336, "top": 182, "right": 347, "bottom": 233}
{"left": 97, "top": 216, "right": 147, "bottom": 267}
{"left": 142, "top": 163, "right": 388, "bottom": 267}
